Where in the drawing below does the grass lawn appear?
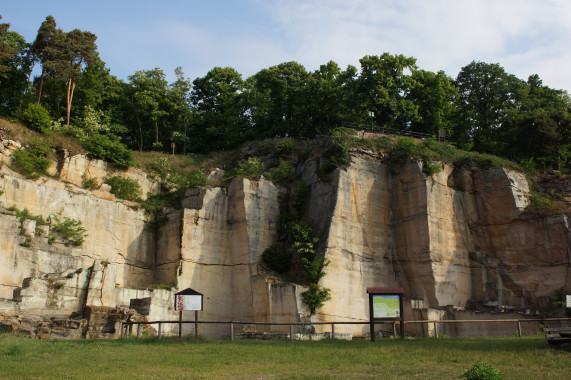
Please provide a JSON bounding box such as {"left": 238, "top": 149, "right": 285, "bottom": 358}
{"left": 0, "top": 335, "right": 570, "bottom": 379}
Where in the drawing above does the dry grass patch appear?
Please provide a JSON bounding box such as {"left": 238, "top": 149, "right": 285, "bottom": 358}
{"left": 0, "top": 118, "right": 86, "bottom": 156}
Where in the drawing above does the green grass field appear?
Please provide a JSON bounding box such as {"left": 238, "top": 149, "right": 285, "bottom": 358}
{"left": 0, "top": 335, "right": 569, "bottom": 379}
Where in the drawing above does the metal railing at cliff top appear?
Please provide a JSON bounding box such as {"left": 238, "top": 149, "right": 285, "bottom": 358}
{"left": 121, "top": 317, "right": 571, "bottom": 341}
{"left": 340, "top": 121, "right": 451, "bottom": 142}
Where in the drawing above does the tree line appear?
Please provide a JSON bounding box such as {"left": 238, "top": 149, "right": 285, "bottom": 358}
{"left": 1, "top": 15, "right": 570, "bottom": 171}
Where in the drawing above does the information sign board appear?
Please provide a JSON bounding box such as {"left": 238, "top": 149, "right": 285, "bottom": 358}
{"left": 175, "top": 294, "right": 203, "bottom": 311}
{"left": 372, "top": 294, "right": 401, "bottom": 318}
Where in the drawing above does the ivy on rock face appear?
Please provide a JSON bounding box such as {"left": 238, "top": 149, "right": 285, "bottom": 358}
{"left": 261, "top": 181, "right": 331, "bottom": 315}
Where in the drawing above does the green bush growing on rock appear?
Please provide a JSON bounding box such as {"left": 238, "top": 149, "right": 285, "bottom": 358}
{"left": 105, "top": 176, "right": 141, "bottom": 202}
{"left": 11, "top": 139, "right": 52, "bottom": 179}
{"left": 525, "top": 190, "right": 554, "bottom": 212}
{"left": 319, "top": 128, "right": 353, "bottom": 177}
{"left": 50, "top": 215, "right": 87, "bottom": 247}
{"left": 275, "top": 139, "right": 296, "bottom": 158}
{"left": 225, "top": 156, "right": 264, "bottom": 179}
{"left": 264, "top": 159, "right": 294, "bottom": 185}
{"left": 389, "top": 137, "right": 418, "bottom": 163}
{"left": 422, "top": 160, "right": 442, "bottom": 176}
{"left": 262, "top": 244, "right": 292, "bottom": 273}
{"left": 302, "top": 284, "right": 331, "bottom": 315}
{"left": 81, "top": 175, "right": 99, "bottom": 190}
{"left": 164, "top": 169, "right": 208, "bottom": 192}
{"left": 82, "top": 133, "right": 134, "bottom": 169}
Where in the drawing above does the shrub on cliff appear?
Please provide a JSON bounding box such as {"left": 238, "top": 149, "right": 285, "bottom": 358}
{"left": 50, "top": 215, "right": 87, "bottom": 247}
{"left": 11, "top": 139, "right": 52, "bottom": 179}
{"left": 105, "top": 176, "right": 141, "bottom": 201}
{"left": 302, "top": 284, "right": 331, "bottom": 315}
{"left": 224, "top": 156, "right": 263, "bottom": 179}
{"left": 262, "top": 244, "right": 292, "bottom": 273}
{"left": 164, "top": 169, "right": 208, "bottom": 192}
{"left": 264, "top": 159, "right": 294, "bottom": 185}
{"left": 82, "top": 133, "right": 134, "bottom": 169}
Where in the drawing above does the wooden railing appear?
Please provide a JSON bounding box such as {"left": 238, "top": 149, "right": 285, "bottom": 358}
{"left": 121, "top": 317, "right": 571, "bottom": 341}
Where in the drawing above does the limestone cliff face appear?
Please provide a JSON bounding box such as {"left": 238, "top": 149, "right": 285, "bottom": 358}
{"left": 172, "top": 178, "right": 306, "bottom": 337}
{"left": 0, "top": 167, "right": 154, "bottom": 295}
{"left": 166, "top": 152, "right": 570, "bottom": 337}
{"left": 0, "top": 142, "right": 569, "bottom": 339}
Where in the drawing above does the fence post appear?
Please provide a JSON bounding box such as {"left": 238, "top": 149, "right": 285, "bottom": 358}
{"left": 230, "top": 322, "right": 234, "bottom": 342}
{"left": 136, "top": 324, "right": 141, "bottom": 340}
{"left": 517, "top": 321, "right": 522, "bottom": 337}
{"left": 331, "top": 324, "right": 335, "bottom": 340}
{"left": 120, "top": 322, "right": 123, "bottom": 338}
{"left": 392, "top": 322, "right": 397, "bottom": 338}
{"left": 158, "top": 322, "right": 162, "bottom": 341}
{"left": 290, "top": 325, "right": 294, "bottom": 341}
{"left": 433, "top": 322, "right": 438, "bottom": 338}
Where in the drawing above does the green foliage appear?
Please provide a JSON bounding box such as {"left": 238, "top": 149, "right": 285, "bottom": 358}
{"left": 147, "top": 283, "right": 176, "bottom": 291}
{"left": 291, "top": 182, "right": 310, "bottom": 218}
{"left": 525, "top": 191, "right": 554, "bottom": 212}
{"left": 21, "top": 104, "right": 52, "bottom": 132}
{"left": 321, "top": 128, "right": 354, "bottom": 174}
{"left": 82, "top": 133, "right": 134, "bottom": 169}
{"left": 150, "top": 157, "right": 171, "bottom": 180}
{"left": 81, "top": 175, "right": 99, "bottom": 190}
{"left": 53, "top": 282, "right": 65, "bottom": 289}
{"left": 275, "top": 139, "right": 296, "bottom": 158}
{"left": 152, "top": 142, "right": 164, "bottom": 151}
{"left": 301, "top": 257, "right": 329, "bottom": 283}
{"left": 225, "top": 156, "right": 263, "bottom": 178}
{"left": 50, "top": 215, "right": 87, "bottom": 247}
{"left": 105, "top": 176, "right": 141, "bottom": 201}
{"left": 13, "top": 207, "right": 86, "bottom": 247}
{"left": 288, "top": 222, "right": 319, "bottom": 261}
{"left": 262, "top": 244, "right": 292, "bottom": 273}
{"left": 14, "top": 208, "right": 48, "bottom": 226}
{"left": 301, "top": 284, "right": 331, "bottom": 315}
{"left": 463, "top": 361, "right": 501, "bottom": 380}
{"left": 11, "top": 139, "right": 52, "bottom": 179}
{"left": 164, "top": 169, "right": 207, "bottom": 192}
{"left": 519, "top": 158, "right": 539, "bottom": 176}
{"left": 139, "top": 192, "right": 175, "bottom": 227}
{"left": 422, "top": 160, "right": 441, "bottom": 176}
{"left": 79, "top": 106, "right": 109, "bottom": 136}
{"left": 264, "top": 159, "right": 294, "bottom": 185}
{"left": 389, "top": 137, "right": 418, "bottom": 163}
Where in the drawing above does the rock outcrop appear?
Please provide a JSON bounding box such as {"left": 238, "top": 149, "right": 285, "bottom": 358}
{"left": 0, "top": 139, "right": 569, "bottom": 339}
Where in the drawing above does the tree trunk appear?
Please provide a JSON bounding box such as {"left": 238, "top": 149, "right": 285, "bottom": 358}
{"left": 66, "top": 78, "right": 75, "bottom": 126}
{"left": 183, "top": 117, "right": 188, "bottom": 155}
{"left": 36, "top": 67, "right": 46, "bottom": 105}
{"left": 155, "top": 121, "right": 159, "bottom": 144}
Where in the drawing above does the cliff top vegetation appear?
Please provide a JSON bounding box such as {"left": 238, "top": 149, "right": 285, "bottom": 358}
{"left": 1, "top": 14, "right": 570, "bottom": 176}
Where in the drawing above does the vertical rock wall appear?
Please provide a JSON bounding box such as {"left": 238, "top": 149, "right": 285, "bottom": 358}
{"left": 175, "top": 178, "right": 285, "bottom": 337}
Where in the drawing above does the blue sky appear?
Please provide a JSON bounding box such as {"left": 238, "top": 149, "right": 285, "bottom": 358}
{"left": 2, "top": 0, "right": 570, "bottom": 92}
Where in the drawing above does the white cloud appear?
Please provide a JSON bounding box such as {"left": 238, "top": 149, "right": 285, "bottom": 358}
{"left": 253, "top": 0, "right": 571, "bottom": 91}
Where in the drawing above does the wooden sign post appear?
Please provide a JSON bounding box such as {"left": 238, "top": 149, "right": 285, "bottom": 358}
{"left": 367, "top": 287, "right": 405, "bottom": 341}
{"left": 174, "top": 288, "right": 203, "bottom": 338}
